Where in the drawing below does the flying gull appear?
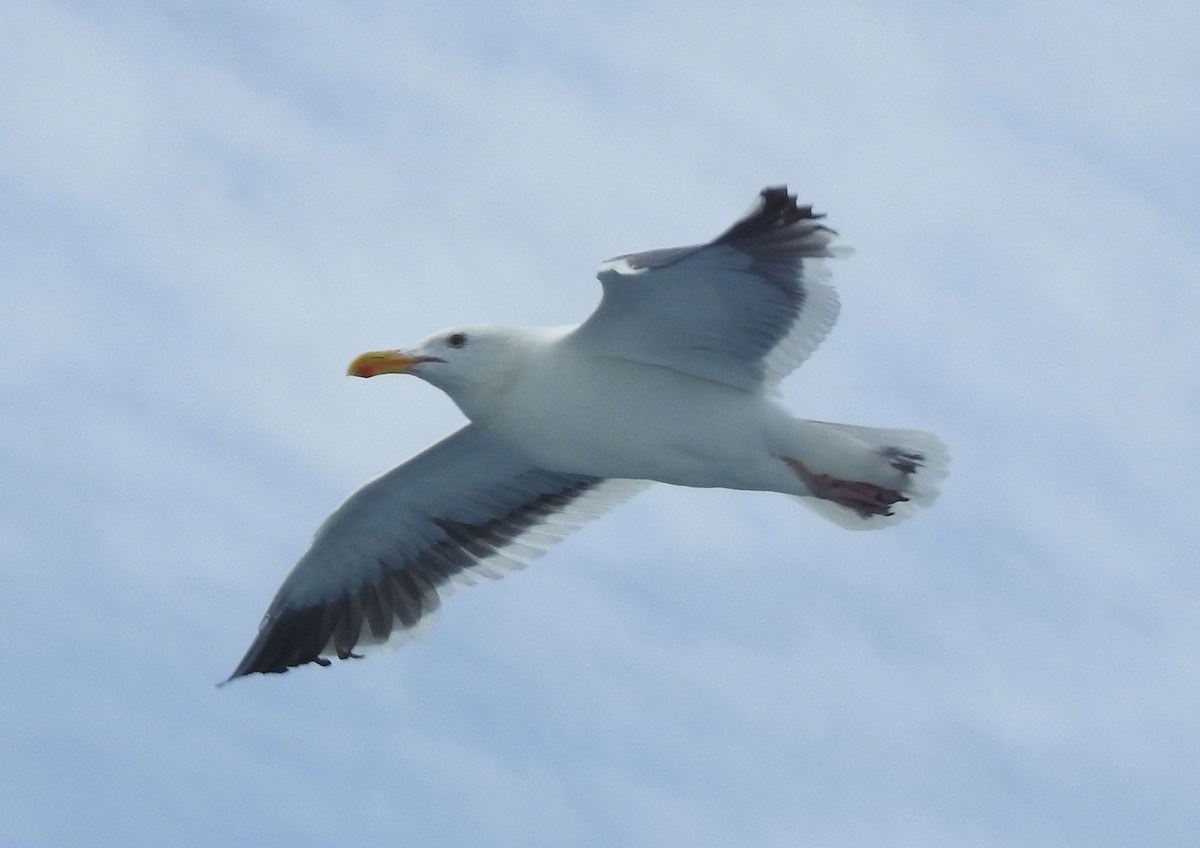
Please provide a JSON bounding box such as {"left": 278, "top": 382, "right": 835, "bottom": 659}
{"left": 226, "top": 186, "right": 949, "bottom": 681}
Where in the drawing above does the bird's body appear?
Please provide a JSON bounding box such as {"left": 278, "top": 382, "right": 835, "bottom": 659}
{"left": 480, "top": 327, "right": 789, "bottom": 489}
{"left": 226, "top": 186, "right": 949, "bottom": 681}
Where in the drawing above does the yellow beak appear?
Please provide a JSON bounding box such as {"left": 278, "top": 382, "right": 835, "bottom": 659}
{"left": 347, "top": 350, "right": 429, "bottom": 378}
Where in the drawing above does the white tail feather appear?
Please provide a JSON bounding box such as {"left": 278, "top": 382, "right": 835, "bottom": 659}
{"left": 789, "top": 422, "right": 950, "bottom": 530}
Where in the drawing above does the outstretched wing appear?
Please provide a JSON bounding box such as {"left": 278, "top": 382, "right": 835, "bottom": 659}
{"left": 568, "top": 186, "right": 848, "bottom": 390}
{"left": 226, "top": 424, "right": 646, "bottom": 680}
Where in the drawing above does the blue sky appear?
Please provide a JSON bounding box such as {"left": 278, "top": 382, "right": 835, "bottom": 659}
{"left": 3, "top": 1, "right": 1198, "bottom": 845}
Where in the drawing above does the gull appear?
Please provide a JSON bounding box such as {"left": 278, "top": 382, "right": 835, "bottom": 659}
{"left": 226, "top": 186, "right": 948, "bottom": 680}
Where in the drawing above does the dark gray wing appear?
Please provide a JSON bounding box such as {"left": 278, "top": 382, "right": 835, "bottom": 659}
{"left": 226, "top": 424, "right": 646, "bottom": 680}
{"left": 568, "top": 186, "right": 847, "bottom": 390}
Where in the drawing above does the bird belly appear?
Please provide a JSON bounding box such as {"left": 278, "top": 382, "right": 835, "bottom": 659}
{"left": 486, "top": 352, "right": 790, "bottom": 490}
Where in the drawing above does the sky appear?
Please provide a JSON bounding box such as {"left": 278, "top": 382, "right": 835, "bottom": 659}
{"left": 2, "top": 1, "right": 1198, "bottom": 845}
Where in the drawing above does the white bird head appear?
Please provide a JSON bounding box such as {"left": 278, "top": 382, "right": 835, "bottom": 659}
{"left": 347, "top": 324, "right": 531, "bottom": 421}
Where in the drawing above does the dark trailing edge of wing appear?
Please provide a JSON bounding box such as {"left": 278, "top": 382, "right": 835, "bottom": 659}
{"left": 223, "top": 475, "right": 603, "bottom": 682}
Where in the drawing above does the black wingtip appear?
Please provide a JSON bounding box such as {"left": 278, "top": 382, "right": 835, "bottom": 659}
{"left": 218, "top": 653, "right": 333, "bottom": 686}
{"left": 713, "top": 185, "right": 826, "bottom": 245}
{"left": 220, "top": 604, "right": 337, "bottom": 683}
{"left": 703, "top": 185, "right": 846, "bottom": 265}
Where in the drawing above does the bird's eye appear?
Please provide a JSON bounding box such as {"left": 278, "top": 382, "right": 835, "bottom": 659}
{"left": 446, "top": 332, "right": 467, "bottom": 349}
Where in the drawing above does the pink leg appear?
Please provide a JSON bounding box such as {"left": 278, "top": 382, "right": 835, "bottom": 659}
{"left": 782, "top": 456, "right": 909, "bottom": 518}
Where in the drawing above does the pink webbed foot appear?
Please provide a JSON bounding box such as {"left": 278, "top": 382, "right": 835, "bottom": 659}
{"left": 782, "top": 456, "right": 909, "bottom": 518}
